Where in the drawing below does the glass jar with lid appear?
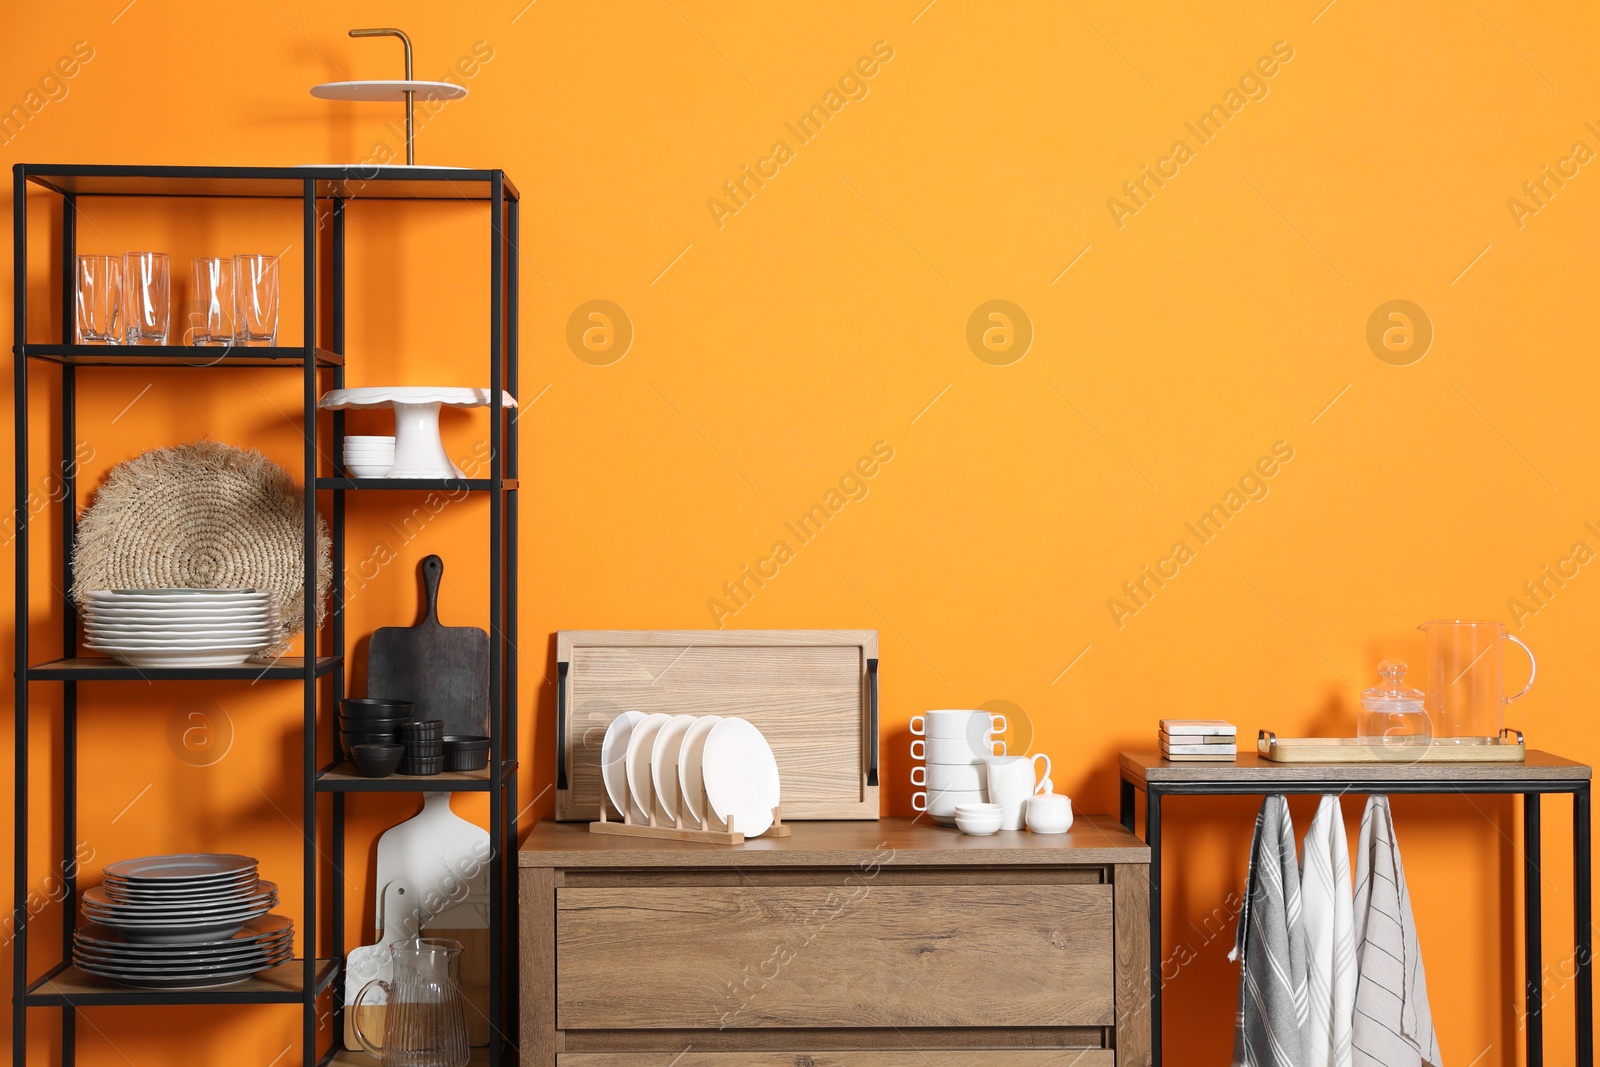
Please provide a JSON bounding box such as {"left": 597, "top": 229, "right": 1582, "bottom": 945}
{"left": 1358, "top": 659, "right": 1431, "bottom": 746}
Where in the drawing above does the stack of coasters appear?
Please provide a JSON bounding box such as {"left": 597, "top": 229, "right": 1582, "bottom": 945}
{"left": 1159, "top": 720, "right": 1237, "bottom": 761}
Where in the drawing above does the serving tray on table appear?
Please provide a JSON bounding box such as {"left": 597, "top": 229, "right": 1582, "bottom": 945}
{"left": 555, "top": 630, "right": 879, "bottom": 821}
{"left": 1257, "top": 728, "right": 1527, "bottom": 763}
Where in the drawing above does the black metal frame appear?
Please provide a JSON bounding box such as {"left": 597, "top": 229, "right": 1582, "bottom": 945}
{"left": 1119, "top": 767, "right": 1593, "bottom": 1067}
{"left": 12, "top": 163, "right": 520, "bottom": 1067}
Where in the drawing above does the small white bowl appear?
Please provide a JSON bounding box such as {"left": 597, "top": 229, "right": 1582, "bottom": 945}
{"left": 344, "top": 436, "right": 395, "bottom": 446}
{"left": 346, "top": 463, "right": 393, "bottom": 478}
{"left": 954, "top": 802, "right": 1002, "bottom": 817}
{"left": 955, "top": 810, "right": 1003, "bottom": 836}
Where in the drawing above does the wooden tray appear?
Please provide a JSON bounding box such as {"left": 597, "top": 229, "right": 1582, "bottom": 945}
{"left": 555, "top": 630, "right": 879, "bottom": 821}
{"left": 1257, "top": 729, "right": 1527, "bottom": 763}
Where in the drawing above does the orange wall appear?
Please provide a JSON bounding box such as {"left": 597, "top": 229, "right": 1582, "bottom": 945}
{"left": 4, "top": 1, "right": 1598, "bottom": 1063}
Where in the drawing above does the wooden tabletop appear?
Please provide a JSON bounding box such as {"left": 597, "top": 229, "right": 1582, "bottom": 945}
{"left": 518, "top": 815, "right": 1148, "bottom": 867}
{"left": 1120, "top": 749, "right": 1591, "bottom": 786}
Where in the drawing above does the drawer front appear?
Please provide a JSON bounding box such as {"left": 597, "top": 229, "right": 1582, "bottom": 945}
{"left": 557, "top": 883, "right": 1114, "bottom": 1029}
{"left": 559, "top": 1054, "right": 1115, "bottom": 1066}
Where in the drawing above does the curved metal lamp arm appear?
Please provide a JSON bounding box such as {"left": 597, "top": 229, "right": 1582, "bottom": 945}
{"left": 350, "top": 27, "right": 416, "bottom": 164}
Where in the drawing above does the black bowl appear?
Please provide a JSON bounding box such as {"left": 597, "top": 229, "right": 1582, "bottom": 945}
{"left": 400, "top": 756, "right": 443, "bottom": 776}
{"left": 339, "top": 715, "right": 412, "bottom": 732}
{"left": 341, "top": 698, "right": 415, "bottom": 720}
{"left": 397, "top": 720, "right": 444, "bottom": 742}
{"left": 349, "top": 743, "right": 405, "bottom": 778}
{"left": 405, "top": 740, "right": 444, "bottom": 759}
{"left": 342, "top": 729, "right": 400, "bottom": 748}
{"left": 442, "top": 735, "right": 490, "bottom": 772}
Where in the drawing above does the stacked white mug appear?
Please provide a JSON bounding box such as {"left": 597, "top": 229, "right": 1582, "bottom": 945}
{"left": 909, "top": 709, "right": 1006, "bottom": 825}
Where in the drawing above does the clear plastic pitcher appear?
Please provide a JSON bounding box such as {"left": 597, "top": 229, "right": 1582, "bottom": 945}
{"left": 1418, "top": 620, "right": 1535, "bottom": 745}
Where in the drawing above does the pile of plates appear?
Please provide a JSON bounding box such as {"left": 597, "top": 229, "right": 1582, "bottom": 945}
{"left": 74, "top": 854, "right": 292, "bottom": 988}
{"left": 600, "top": 714, "right": 781, "bottom": 837}
{"left": 84, "top": 589, "right": 278, "bottom": 667}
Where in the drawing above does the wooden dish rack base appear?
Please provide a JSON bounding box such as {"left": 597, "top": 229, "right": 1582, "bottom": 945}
{"left": 589, "top": 773, "right": 791, "bottom": 846}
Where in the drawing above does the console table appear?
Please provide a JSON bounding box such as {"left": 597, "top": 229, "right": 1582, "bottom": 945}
{"left": 519, "top": 817, "right": 1152, "bottom": 1065}
{"left": 1118, "top": 749, "right": 1593, "bottom": 1067}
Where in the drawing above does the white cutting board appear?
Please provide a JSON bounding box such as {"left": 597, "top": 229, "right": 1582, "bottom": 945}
{"left": 344, "top": 877, "right": 421, "bottom": 1051}
{"left": 345, "top": 792, "right": 492, "bottom": 1052}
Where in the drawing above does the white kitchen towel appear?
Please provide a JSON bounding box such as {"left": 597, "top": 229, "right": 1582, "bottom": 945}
{"left": 1231, "top": 794, "right": 1309, "bottom": 1067}
{"left": 1351, "top": 795, "right": 1442, "bottom": 1067}
{"left": 1301, "top": 795, "right": 1355, "bottom": 1067}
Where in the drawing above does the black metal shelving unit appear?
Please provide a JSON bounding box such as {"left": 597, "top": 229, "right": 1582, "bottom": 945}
{"left": 12, "top": 164, "right": 520, "bottom": 1067}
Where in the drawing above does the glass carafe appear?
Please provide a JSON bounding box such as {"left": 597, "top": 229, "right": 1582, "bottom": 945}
{"left": 1419, "top": 620, "right": 1536, "bottom": 745}
{"left": 354, "top": 938, "right": 469, "bottom": 1067}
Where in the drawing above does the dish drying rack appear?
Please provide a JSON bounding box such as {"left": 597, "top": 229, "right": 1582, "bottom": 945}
{"left": 590, "top": 774, "right": 791, "bottom": 846}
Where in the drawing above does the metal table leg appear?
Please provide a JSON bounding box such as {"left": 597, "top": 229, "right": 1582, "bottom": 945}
{"left": 1121, "top": 777, "right": 1136, "bottom": 833}
{"left": 1147, "top": 787, "right": 1162, "bottom": 1067}
{"left": 1526, "top": 792, "right": 1543, "bottom": 1066}
{"left": 1577, "top": 783, "right": 1593, "bottom": 1067}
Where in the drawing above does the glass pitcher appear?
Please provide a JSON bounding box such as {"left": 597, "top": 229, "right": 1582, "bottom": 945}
{"left": 1418, "top": 620, "right": 1536, "bottom": 745}
{"left": 354, "top": 938, "right": 469, "bottom": 1067}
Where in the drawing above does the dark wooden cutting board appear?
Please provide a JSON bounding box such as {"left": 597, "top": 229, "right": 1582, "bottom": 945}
{"left": 367, "top": 555, "right": 489, "bottom": 737}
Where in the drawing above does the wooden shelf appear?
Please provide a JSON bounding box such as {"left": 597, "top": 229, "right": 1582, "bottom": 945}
{"left": 25, "top": 958, "right": 336, "bottom": 1006}
{"left": 24, "top": 163, "right": 520, "bottom": 202}
{"left": 323, "top": 1046, "right": 490, "bottom": 1067}
{"left": 23, "top": 343, "right": 342, "bottom": 368}
{"left": 317, "top": 478, "right": 516, "bottom": 492}
{"left": 317, "top": 760, "right": 511, "bottom": 792}
{"left": 26, "top": 655, "right": 341, "bottom": 681}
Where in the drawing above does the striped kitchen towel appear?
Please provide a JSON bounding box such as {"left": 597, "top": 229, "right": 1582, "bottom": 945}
{"left": 1231, "top": 794, "right": 1309, "bottom": 1067}
{"left": 1351, "top": 795, "right": 1442, "bottom": 1067}
{"left": 1301, "top": 795, "right": 1356, "bottom": 1067}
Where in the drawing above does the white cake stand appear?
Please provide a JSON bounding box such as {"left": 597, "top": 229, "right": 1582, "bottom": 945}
{"left": 318, "top": 387, "right": 517, "bottom": 478}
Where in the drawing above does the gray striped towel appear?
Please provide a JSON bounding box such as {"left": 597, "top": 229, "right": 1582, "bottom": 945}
{"left": 1351, "top": 795, "right": 1442, "bottom": 1067}
{"left": 1301, "top": 795, "right": 1356, "bottom": 1067}
{"left": 1232, "top": 795, "right": 1309, "bottom": 1067}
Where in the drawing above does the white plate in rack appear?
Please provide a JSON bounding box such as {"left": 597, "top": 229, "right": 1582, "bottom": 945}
{"left": 701, "top": 717, "right": 781, "bottom": 838}
{"left": 599, "top": 711, "right": 645, "bottom": 822}
{"left": 677, "top": 715, "right": 723, "bottom": 829}
{"left": 623, "top": 713, "right": 670, "bottom": 826}
{"left": 649, "top": 715, "right": 697, "bottom": 824}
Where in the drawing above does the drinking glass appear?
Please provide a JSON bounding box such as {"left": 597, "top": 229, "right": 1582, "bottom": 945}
{"left": 234, "top": 254, "right": 279, "bottom": 345}
{"left": 122, "top": 252, "right": 171, "bottom": 344}
{"left": 190, "top": 257, "right": 237, "bottom": 345}
{"left": 75, "top": 255, "right": 121, "bottom": 343}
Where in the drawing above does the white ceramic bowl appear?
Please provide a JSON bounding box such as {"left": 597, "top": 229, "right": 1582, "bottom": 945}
{"left": 912, "top": 786, "right": 985, "bottom": 819}
{"left": 912, "top": 762, "right": 986, "bottom": 792}
{"left": 346, "top": 462, "right": 393, "bottom": 478}
{"left": 955, "top": 810, "right": 1004, "bottom": 836}
{"left": 954, "top": 802, "right": 1002, "bottom": 816}
{"left": 343, "top": 436, "right": 396, "bottom": 446}
{"left": 912, "top": 735, "right": 1005, "bottom": 763}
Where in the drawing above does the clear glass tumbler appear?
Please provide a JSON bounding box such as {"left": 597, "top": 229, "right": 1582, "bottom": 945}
{"left": 123, "top": 251, "right": 171, "bottom": 344}
{"left": 234, "top": 254, "right": 279, "bottom": 345}
{"left": 190, "top": 257, "right": 237, "bottom": 345}
{"left": 75, "top": 255, "right": 121, "bottom": 343}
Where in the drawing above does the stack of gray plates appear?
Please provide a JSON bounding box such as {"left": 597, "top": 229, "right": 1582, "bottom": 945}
{"left": 74, "top": 853, "right": 292, "bottom": 988}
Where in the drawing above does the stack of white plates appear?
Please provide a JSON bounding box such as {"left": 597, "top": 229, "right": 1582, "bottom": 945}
{"left": 600, "top": 713, "right": 782, "bottom": 837}
{"left": 74, "top": 915, "right": 294, "bottom": 989}
{"left": 84, "top": 589, "right": 278, "bottom": 667}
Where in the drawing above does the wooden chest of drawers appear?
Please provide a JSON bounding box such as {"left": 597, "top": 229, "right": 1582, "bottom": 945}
{"left": 519, "top": 817, "right": 1152, "bottom": 1066}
